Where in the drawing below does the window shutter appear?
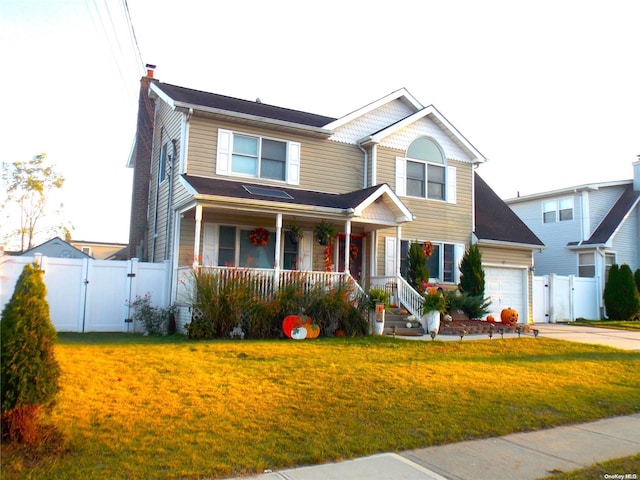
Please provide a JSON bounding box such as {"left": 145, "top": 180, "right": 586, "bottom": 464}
{"left": 384, "top": 236, "right": 397, "bottom": 276}
{"left": 216, "top": 129, "right": 232, "bottom": 175}
{"left": 447, "top": 166, "right": 456, "bottom": 204}
{"left": 300, "top": 231, "right": 313, "bottom": 270}
{"left": 202, "top": 224, "right": 217, "bottom": 266}
{"left": 287, "top": 142, "right": 301, "bottom": 185}
{"left": 395, "top": 157, "right": 406, "bottom": 196}
{"left": 454, "top": 243, "right": 465, "bottom": 283}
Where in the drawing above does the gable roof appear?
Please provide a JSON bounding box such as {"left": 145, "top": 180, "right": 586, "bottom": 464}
{"left": 474, "top": 173, "right": 544, "bottom": 247}
{"left": 582, "top": 184, "right": 640, "bottom": 245}
{"left": 180, "top": 175, "right": 413, "bottom": 224}
{"left": 360, "top": 104, "right": 486, "bottom": 163}
{"left": 323, "top": 88, "right": 423, "bottom": 130}
{"left": 150, "top": 82, "right": 336, "bottom": 132}
{"left": 20, "top": 237, "right": 92, "bottom": 258}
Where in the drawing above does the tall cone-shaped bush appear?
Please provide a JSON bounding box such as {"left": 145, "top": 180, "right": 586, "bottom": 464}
{"left": 1, "top": 263, "right": 60, "bottom": 444}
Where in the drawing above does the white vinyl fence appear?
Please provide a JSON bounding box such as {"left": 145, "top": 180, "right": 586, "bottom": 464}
{"left": 1, "top": 255, "right": 170, "bottom": 332}
{"left": 533, "top": 274, "right": 600, "bottom": 323}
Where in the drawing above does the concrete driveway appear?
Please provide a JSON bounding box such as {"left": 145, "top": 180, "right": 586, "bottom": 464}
{"left": 532, "top": 323, "right": 640, "bottom": 351}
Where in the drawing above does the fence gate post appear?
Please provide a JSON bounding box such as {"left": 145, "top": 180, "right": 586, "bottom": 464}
{"left": 125, "top": 259, "right": 139, "bottom": 333}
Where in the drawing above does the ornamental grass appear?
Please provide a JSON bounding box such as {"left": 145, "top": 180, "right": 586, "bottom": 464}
{"left": 2, "top": 335, "right": 639, "bottom": 479}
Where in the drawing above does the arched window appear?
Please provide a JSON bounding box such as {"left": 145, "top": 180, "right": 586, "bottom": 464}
{"left": 405, "top": 137, "right": 446, "bottom": 200}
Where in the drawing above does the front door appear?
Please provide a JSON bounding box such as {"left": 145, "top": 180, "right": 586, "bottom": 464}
{"left": 338, "top": 236, "right": 363, "bottom": 282}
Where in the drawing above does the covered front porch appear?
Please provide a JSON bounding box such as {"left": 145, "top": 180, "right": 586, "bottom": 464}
{"left": 171, "top": 177, "right": 422, "bottom": 318}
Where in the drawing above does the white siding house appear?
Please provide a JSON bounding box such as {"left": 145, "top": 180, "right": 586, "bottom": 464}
{"left": 506, "top": 160, "right": 640, "bottom": 317}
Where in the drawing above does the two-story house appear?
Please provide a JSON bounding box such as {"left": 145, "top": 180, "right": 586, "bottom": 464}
{"left": 127, "top": 67, "right": 542, "bottom": 328}
{"left": 506, "top": 161, "right": 640, "bottom": 317}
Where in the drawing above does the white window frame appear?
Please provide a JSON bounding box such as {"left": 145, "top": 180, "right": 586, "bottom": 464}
{"left": 399, "top": 240, "right": 464, "bottom": 284}
{"left": 578, "top": 251, "right": 596, "bottom": 278}
{"left": 216, "top": 129, "right": 301, "bottom": 185}
{"left": 543, "top": 197, "right": 573, "bottom": 223}
{"left": 396, "top": 157, "right": 456, "bottom": 204}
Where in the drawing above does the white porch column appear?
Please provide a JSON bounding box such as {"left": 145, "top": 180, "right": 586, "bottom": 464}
{"left": 370, "top": 230, "right": 377, "bottom": 277}
{"left": 344, "top": 220, "right": 352, "bottom": 274}
{"left": 395, "top": 225, "right": 402, "bottom": 277}
{"left": 274, "top": 213, "right": 282, "bottom": 270}
{"left": 193, "top": 205, "right": 203, "bottom": 269}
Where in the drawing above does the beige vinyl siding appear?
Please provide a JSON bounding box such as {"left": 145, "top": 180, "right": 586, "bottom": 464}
{"left": 479, "top": 244, "right": 534, "bottom": 324}
{"left": 479, "top": 245, "right": 532, "bottom": 267}
{"left": 374, "top": 145, "right": 474, "bottom": 276}
{"left": 148, "top": 101, "right": 183, "bottom": 262}
{"left": 186, "top": 116, "right": 364, "bottom": 193}
{"left": 377, "top": 146, "right": 474, "bottom": 242}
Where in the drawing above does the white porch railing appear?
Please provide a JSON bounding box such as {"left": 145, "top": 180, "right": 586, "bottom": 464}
{"left": 176, "top": 266, "right": 364, "bottom": 304}
{"left": 370, "top": 275, "right": 424, "bottom": 321}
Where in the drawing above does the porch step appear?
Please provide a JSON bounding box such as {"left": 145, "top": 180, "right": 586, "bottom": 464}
{"left": 381, "top": 310, "right": 425, "bottom": 337}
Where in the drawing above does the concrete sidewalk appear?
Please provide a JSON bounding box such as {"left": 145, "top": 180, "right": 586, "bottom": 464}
{"left": 226, "top": 414, "right": 640, "bottom": 479}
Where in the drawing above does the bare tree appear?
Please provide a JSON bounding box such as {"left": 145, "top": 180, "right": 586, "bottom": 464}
{"left": 1, "top": 153, "right": 65, "bottom": 251}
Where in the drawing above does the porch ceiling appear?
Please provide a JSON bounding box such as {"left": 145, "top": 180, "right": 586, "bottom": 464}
{"left": 180, "top": 175, "right": 413, "bottom": 227}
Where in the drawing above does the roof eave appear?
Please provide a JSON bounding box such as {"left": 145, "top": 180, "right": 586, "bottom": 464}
{"left": 358, "top": 106, "right": 487, "bottom": 163}
{"left": 476, "top": 238, "right": 545, "bottom": 250}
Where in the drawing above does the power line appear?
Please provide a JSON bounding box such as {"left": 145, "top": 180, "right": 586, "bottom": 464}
{"left": 122, "top": 0, "right": 145, "bottom": 75}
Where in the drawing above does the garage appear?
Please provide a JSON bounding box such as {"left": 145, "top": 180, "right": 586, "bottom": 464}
{"left": 483, "top": 266, "right": 528, "bottom": 324}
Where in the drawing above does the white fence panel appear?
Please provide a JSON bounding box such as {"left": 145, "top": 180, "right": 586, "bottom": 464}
{"left": 84, "top": 260, "right": 130, "bottom": 332}
{"left": 572, "top": 276, "right": 599, "bottom": 319}
{"left": 533, "top": 275, "right": 549, "bottom": 323}
{"left": 1, "top": 255, "right": 169, "bottom": 332}
{"left": 533, "top": 274, "right": 599, "bottom": 323}
{"left": 551, "top": 275, "right": 572, "bottom": 322}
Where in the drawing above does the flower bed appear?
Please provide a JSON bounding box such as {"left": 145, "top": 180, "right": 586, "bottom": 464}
{"left": 439, "top": 319, "right": 531, "bottom": 336}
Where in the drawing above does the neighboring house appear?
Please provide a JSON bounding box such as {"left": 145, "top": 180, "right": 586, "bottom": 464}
{"left": 506, "top": 161, "right": 640, "bottom": 315}
{"left": 20, "top": 237, "right": 91, "bottom": 260}
{"left": 70, "top": 240, "right": 128, "bottom": 260}
{"left": 127, "top": 67, "right": 542, "bottom": 326}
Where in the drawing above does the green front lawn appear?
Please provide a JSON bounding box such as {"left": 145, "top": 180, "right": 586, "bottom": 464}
{"left": 2, "top": 334, "right": 639, "bottom": 479}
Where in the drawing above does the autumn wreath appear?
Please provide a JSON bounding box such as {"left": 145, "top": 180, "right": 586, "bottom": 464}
{"left": 249, "top": 227, "right": 269, "bottom": 246}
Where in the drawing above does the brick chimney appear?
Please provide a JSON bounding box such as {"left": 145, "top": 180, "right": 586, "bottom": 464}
{"left": 127, "top": 65, "right": 157, "bottom": 259}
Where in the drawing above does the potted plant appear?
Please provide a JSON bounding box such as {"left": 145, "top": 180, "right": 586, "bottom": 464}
{"left": 422, "top": 286, "right": 446, "bottom": 334}
{"left": 285, "top": 221, "right": 303, "bottom": 244}
{"left": 314, "top": 220, "right": 337, "bottom": 246}
{"left": 367, "top": 288, "right": 390, "bottom": 335}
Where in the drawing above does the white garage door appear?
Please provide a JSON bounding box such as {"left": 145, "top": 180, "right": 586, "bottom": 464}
{"left": 484, "top": 267, "right": 527, "bottom": 324}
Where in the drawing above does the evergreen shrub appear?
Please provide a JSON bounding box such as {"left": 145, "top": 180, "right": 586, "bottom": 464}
{"left": 1, "top": 263, "right": 60, "bottom": 444}
{"left": 603, "top": 264, "right": 640, "bottom": 320}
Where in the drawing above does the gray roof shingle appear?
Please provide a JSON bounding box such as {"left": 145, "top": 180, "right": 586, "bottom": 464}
{"left": 583, "top": 184, "right": 640, "bottom": 245}
{"left": 475, "top": 173, "right": 544, "bottom": 246}
{"left": 183, "top": 175, "right": 381, "bottom": 210}
{"left": 154, "top": 83, "right": 337, "bottom": 128}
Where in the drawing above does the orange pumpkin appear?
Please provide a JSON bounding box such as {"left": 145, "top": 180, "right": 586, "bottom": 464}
{"left": 500, "top": 308, "right": 518, "bottom": 326}
{"left": 304, "top": 323, "right": 320, "bottom": 339}
{"left": 301, "top": 316, "right": 320, "bottom": 339}
{"left": 486, "top": 315, "right": 495, "bottom": 323}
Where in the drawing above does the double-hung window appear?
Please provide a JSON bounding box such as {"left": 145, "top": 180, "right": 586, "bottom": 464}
{"left": 578, "top": 252, "right": 595, "bottom": 277}
{"left": 231, "top": 135, "right": 287, "bottom": 181}
{"left": 400, "top": 240, "right": 459, "bottom": 283}
{"left": 217, "top": 129, "right": 301, "bottom": 184}
{"left": 543, "top": 197, "right": 573, "bottom": 223}
{"left": 396, "top": 137, "right": 454, "bottom": 203}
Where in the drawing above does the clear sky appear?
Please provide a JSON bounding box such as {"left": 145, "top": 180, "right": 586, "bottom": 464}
{"left": 1, "top": 0, "right": 638, "bottom": 247}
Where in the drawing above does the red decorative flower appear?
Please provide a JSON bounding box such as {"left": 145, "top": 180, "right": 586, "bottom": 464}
{"left": 349, "top": 243, "right": 359, "bottom": 260}
{"left": 249, "top": 228, "right": 269, "bottom": 246}
{"left": 423, "top": 241, "right": 433, "bottom": 258}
